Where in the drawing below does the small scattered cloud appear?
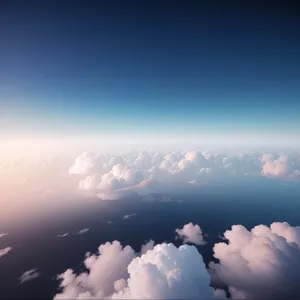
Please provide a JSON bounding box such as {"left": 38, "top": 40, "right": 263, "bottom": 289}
{"left": 108, "top": 220, "right": 117, "bottom": 224}
{"left": 77, "top": 228, "right": 89, "bottom": 235}
{"left": 0, "top": 246, "right": 12, "bottom": 258}
{"left": 57, "top": 233, "right": 69, "bottom": 238}
{"left": 19, "top": 268, "right": 40, "bottom": 284}
{"left": 0, "top": 233, "right": 8, "bottom": 238}
{"left": 175, "top": 222, "right": 206, "bottom": 245}
{"left": 122, "top": 213, "right": 137, "bottom": 220}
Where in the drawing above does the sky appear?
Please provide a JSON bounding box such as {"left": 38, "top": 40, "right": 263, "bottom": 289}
{"left": 0, "top": 0, "right": 299, "bottom": 146}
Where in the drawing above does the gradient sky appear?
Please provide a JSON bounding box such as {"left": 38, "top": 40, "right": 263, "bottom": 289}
{"left": 0, "top": 0, "right": 299, "bottom": 143}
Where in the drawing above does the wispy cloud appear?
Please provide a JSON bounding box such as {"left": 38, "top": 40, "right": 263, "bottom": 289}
{"left": 0, "top": 247, "right": 12, "bottom": 258}
{"left": 122, "top": 213, "right": 137, "bottom": 220}
{"left": 19, "top": 268, "right": 40, "bottom": 284}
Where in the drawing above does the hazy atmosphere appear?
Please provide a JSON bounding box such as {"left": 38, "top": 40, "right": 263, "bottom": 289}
{"left": 1, "top": 1, "right": 300, "bottom": 299}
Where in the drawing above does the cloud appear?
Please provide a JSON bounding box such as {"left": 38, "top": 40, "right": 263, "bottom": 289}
{"left": 57, "top": 233, "right": 69, "bottom": 238}
{"left": 69, "top": 152, "right": 103, "bottom": 175}
{"left": 5, "top": 149, "right": 297, "bottom": 204}
{"left": 54, "top": 240, "right": 218, "bottom": 300}
{"left": 209, "top": 222, "right": 300, "bottom": 299}
{"left": 54, "top": 241, "right": 136, "bottom": 299}
{"left": 77, "top": 228, "right": 89, "bottom": 235}
{"left": 261, "top": 154, "right": 300, "bottom": 179}
{"left": 19, "top": 268, "right": 41, "bottom": 284}
{"left": 140, "top": 240, "right": 155, "bottom": 255}
{"left": 71, "top": 149, "right": 279, "bottom": 200}
{"left": 175, "top": 223, "right": 206, "bottom": 245}
{"left": 112, "top": 243, "right": 215, "bottom": 299}
{"left": 0, "top": 233, "right": 8, "bottom": 238}
{"left": 122, "top": 214, "right": 137, "bottom": 220}
{"left": 0, "top": 246, "right": 12, "bottom": 258}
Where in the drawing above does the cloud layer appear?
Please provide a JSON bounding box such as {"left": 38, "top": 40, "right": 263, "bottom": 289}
{"left": 67, "top": 150, "right": 300, "bottom": 200}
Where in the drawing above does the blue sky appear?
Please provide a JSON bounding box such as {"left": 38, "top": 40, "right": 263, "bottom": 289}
{"left": 0, "top": 0, "right": 299, "bottom": 143}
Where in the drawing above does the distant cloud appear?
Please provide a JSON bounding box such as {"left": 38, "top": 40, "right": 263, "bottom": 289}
{"left": 77, "top": 228, "right": 89, "bottom": 234}
{"left": 209, "top": 222, "right": 300, "bottom": 299}
{"left": 57, "top": 233, "right": 69, "bottom": 238}
{"left": 19, "top": 268, "right": 40, "bottom": 284}
{"left": 0, "top": 246, "right": 12, "bottom": 258}
{"left": 70, "top": 149, "right": 281, "bottom": 200}
{"left": 108, "top": 220, "right": 117, "bottom": 224}
{"left": 0, "top": 233, "right": 8, "bottom": 238}
{"left": 122, "top": 213, "right": 137, "bottom": 220}
{"left": 2, "top": 148, "right": 300, "bottom": 204}
{"left": 175, "top": 223, "right": 206, "bottom": 245}
{"left": 261, "top": 154, "right": 300, "bottom": 179}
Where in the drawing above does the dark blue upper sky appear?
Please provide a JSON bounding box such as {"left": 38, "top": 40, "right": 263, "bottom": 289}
{"left": 0, "top": 0, "right": 299, "bottom": 141}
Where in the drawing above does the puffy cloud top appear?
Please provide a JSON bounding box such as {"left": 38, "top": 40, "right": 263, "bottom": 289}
{"left": 54, "top": 241, "right": 217, "bottom": 300}
{"left": 209, "top": 222, "right": 300, "bottom": 299}
{"left": 175, "top": 223, "right": 206, "bottom": 245}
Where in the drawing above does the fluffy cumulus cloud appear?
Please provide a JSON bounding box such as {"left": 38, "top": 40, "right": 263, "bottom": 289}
{"left": 54, "top": 241, "right": 218, "bottom": 300}
{"left": 19, "top": 268, "right": 41, "bottom": 284}
{"left": 175, "top": 223, "right": 206, "bottom": 245}
{"left": 0, "top": 246, "right": 12, "bottom": 258}
{"left": 261, "top": 153, "right": 300, "bottom": 179}
{"left": 209, "top": 222, "right": 300, "bottom": 299}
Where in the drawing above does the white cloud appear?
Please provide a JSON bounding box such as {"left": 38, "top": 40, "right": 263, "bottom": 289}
{"left": 19, "top": 268, "right": 40, "bottom": 284}
{"left": 261, "top": 154, "right": 300, "bottom": 179}
{"left": 140, "top": 240, "right": 155, "bottom": 255}
{"left": 0, "top": 246, "right": 12, "bottom": 258}
{"left": 209, "top": 222, "right": 300, "bottom": 299}
{"left": 54, "top": 241, "right": 217, "bottom": 300}
{"left": 69, "top": 152, "right": 103, "bottom": 175}
{"left": 122, "top": 214, "right": 137, "bottom": 220}
{"left": 175, "top": 223, "right": 206, "bottom": 245}
{"left": 54, "top": 241, "right": 136, "bottom": 299}
{"left": 112, "top": 243, "right": 215, "bottom": 299}
{"left": 4, "top": 149, "right": 298, "bottom": 205}
{"left": 0, "top": 233, "right": 8, "bottom": 238}
{"left": 71, "top": 149, "right": 281, "bottom": 200}
{"left": 78, "top": 228, "right": 89, "bottom": 235}
{"left": 57, "top": 233, "right": 69, "bottom": 238}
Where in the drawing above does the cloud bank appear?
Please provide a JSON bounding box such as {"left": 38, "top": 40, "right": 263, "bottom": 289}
{"left": 66, "top": 150, "right": 300, "bottom": 200}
